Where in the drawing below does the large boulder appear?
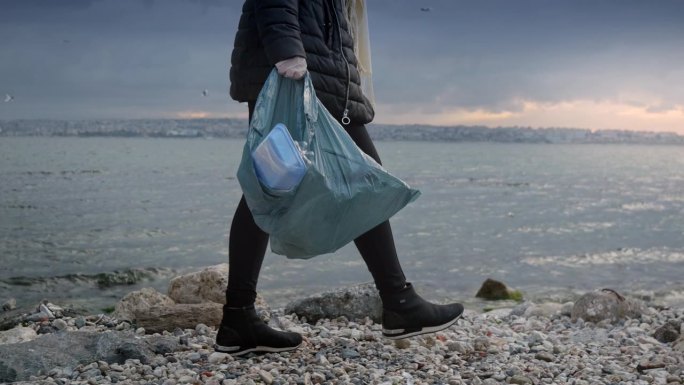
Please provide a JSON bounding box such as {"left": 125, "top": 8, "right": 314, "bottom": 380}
{"left": 112, "top": 288, "right": 175, "bottom": 322}
{"left": 285, "top": 283, "right": 382, "bottom": 323}
{"left": 571, "top": 288, "right": 643, "bottom": 323}
{"left": 167, "top": 264, "right": 229, "bottom": 304}
{"left": 0, "top": 330, "right": 181, "bottom": 383}
{"left": 134, "top": 303, "right": 223, "bottom": 334}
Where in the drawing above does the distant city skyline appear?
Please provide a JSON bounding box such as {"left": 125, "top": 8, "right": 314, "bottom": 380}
{"left": 1, "top": 0, "right": 683, "bottom": 134}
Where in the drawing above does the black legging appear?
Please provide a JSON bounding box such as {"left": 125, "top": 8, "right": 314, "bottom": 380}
{"left": 226, "top": 102, "right": 407, "bottom": 307}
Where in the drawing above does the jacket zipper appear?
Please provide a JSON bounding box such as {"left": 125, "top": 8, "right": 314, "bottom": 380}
{"left": 331, "top": 0, "right": 351, "bottom": 125}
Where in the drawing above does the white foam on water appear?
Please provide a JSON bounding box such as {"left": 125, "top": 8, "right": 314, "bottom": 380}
{"left": 658, "top": 289, "right": 684, "bottom": 308}
{"left": 659, "top": 194, "right": 684, "bottom": 203}
{"left": 620, "top": 202, "right": 666, "bottom": 211}
{"left": 517, "top": 222, "right": 615, "bottom": 235}
{"left": 523, "top": 247, "right": 684, "bottom": 267}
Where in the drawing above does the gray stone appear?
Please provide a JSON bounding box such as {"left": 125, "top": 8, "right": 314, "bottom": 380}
{"left": 37, "top": 324, "right": 57, "bottom": 335}
{"left": 27, "top": 312, "right": 52, "bottom": 323}
{"left": 571, "top": 289, "right": 644, "bottom": 323}
{"left": 535, "top": 351, "right": 555, "bottom": 362}
{"left": 484, "top": 308, "right": 515, "bottom": 320}
{"left": 52, "top": 319, "right": 68, "bottom": 331}
{"left": 0, "top": 306, "right": 31, "bottom": 331}
{"left": 524, "top": 303, "right": 562, "bottom": 318}
{"left": 509, "top": 375, "right": 533, "bottom": 385}
{"left": 134, "top": 302, "right": 223, "bottom": 333}
{"left": 653, "top": 321, "right": 680, "bottom": 343}
{"left": 447, "top": 341, "right": 469, "bottom": 353}
{"left": 510, "top": 301, "right": 533, "bottom": 317}
{"left": 527, "top": 331, "right": 547, "bottom": 346}
{"left": 208, "top": 352, "right": 229, "bottom": 364}
{"left": 44, "top": 303, "right": 64, "bottom": 318}
{"left": 167, "top": 263, "right": 229, "bottom": 305}
{"left": 285, "top": 283, "right": 382, "bottom": 323}
{"left": 75, "top": 317, "right": 86, "bottom": 328}
{"left": 0, "top": 327, "right": 38, "bottom": 345}
{"left": 341, "top": 349, "right": 360, "bottom": 359}
{"left": 0, "top": 330, "right": 181, "bottom": 382}
{"left": 80, "top": 367, "right": 101, "bottom": 379}
{"left": 473, "top": 337, "right": 490, "bottom": 351}
{"left": 560, "top": 302, "right": 574, "bottom": 317}
{"left": 258, "top": 369, "right": 274, "bottom": 385}
{"left": 673, "top": 335, "right": 684, "bottom": 352}
{"left": 112, "top": 287, "right": 175, "bottom": 322}
{"left": 394, "top": 339, "right": 411, "bottom": 349}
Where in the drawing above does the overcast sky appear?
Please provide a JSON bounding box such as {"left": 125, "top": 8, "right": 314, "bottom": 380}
{"left": 1, "top": 0, "right": 683, "bottom": 133}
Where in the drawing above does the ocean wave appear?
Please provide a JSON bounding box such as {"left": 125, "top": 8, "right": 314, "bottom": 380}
{"left": 0, "top": 204, "right": 39, "bottom": 209}
{"left": 522, "top": 247, "right": 684, "bottom": 267}
{"left": 0, "top": 267, "right": 176, "bottom": 290}
{"left": 4, "top": 169, "right": 103, "bottom": 176}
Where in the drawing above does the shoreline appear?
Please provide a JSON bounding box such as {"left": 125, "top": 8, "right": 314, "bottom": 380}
{"left": 0, "top": 268, "right": 684, "bottom": 315}
{"left": 3, "top": 280, "right": 684, "bottom": 322}
{"left": 1, "top": 286, "right": 683, "bottom": 384}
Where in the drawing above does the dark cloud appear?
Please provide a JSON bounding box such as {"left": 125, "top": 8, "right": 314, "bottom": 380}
{"left": 0, "top": 0, "right": 682, "bottom": 122}
{"left": 367, "top": 0, "right": 684, "bottom": 113}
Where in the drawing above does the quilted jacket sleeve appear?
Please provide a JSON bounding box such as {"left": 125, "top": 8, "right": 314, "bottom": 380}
{"left": 254, "top": 0, "right": 306, "bottom": 64}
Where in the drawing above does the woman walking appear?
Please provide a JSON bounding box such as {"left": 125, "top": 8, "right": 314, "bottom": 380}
{"left": 216, "top": 0, "right": 464, "bottom": 356}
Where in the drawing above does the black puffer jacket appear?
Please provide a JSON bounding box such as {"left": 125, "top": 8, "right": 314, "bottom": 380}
{"left": 229, "top": 0, "right": 375, "bottom": 125}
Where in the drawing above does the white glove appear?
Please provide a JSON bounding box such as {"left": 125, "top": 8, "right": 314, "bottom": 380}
{"left": 275, "top": 56, "right": 307, "bottom": 80}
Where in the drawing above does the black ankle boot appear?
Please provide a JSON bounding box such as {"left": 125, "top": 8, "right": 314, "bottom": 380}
{"left": 214, "top": 305, "right": 302, "bottom": 356}
{"left": 381, "top": 283, "right": 464, "bottom": 339}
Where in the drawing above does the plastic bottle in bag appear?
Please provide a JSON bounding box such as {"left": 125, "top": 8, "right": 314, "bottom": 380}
{"left": 251, "top": 123, "right": 307, "bottom": 191}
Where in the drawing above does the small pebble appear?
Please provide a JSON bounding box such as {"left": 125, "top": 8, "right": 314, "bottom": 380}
{"left": 52, "top": 319, "right": 68, "bottom": 330}
{"left": 394, "top": 339, "right": 411, "bottom": 349}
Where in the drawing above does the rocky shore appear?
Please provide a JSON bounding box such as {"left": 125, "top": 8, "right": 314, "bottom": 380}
{"left": 1, "top": 266, "right": 682, "bottom": 385}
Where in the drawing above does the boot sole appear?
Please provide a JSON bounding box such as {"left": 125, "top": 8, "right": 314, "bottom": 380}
{"left": 382, "top": 312, "right": 462, "bottom": 340}
{"left": 214, "top": 343, "right": 302, "bottom": 356}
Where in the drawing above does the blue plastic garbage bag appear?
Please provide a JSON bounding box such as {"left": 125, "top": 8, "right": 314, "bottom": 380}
{"left": 237, "top": 69, "right": 420, "bottom": 258}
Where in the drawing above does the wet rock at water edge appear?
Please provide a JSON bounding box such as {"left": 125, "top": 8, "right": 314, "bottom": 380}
{"left": 1, "top": 299, "right": 16, "bottom": 312}
{"left": 475, "top": 278, "right": 523, "bottom": 301}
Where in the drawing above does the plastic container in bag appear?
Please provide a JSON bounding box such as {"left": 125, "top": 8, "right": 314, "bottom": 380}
{"left": 251, "top": 123, "right": 307, "bottom": 191}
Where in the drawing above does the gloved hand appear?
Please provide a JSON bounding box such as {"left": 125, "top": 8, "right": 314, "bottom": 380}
{"left": 275, "top": 56, "right": 307, "bottom": 80}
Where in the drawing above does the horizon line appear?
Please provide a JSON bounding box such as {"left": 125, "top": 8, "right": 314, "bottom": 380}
{"left": 1, "top": 117, "right": 681, "bottom": 136}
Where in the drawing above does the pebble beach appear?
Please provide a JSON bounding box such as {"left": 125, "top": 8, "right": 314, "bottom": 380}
{"left": 2, "top": 296, "right": 683, "bottom": 385}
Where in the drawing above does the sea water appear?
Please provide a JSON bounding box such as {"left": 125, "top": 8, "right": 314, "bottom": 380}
{"left": 1, "top": 137, "right": 683, "bottom": 312}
